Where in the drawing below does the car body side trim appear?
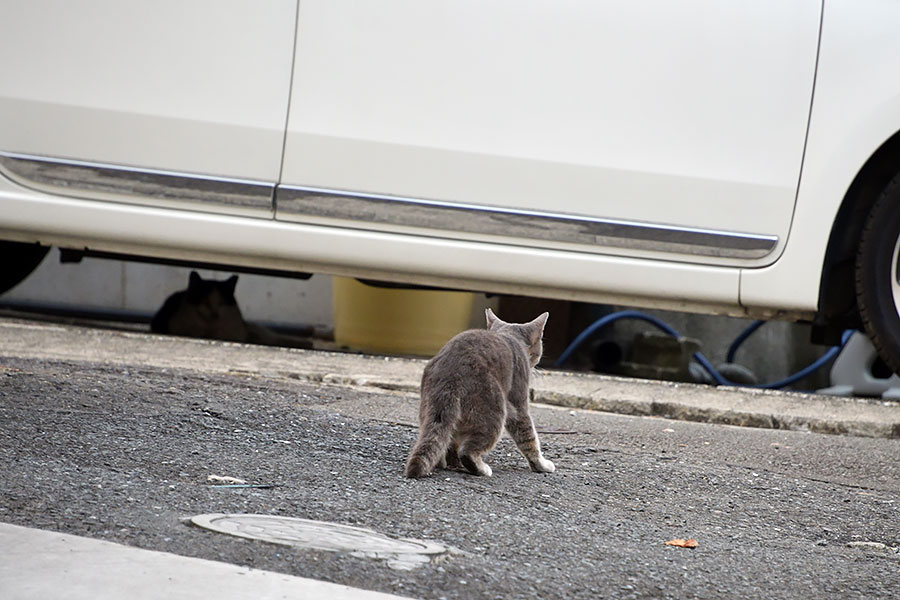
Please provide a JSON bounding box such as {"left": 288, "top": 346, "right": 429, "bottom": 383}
{"left": 0, "top": 151, "right": 273, "bottom": 212}
{"left": 0, "top": 151, "right": 778, "bottom": 260}
{"left": 276, "top": 185, "right": 779, "bottom": 260}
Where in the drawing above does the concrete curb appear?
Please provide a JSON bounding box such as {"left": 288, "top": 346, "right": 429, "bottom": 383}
{"left": 531, "top": 371, "right": 900, "bottom": 439}
{"left": 2, "top": 318, "right": 899, "bottom": 439}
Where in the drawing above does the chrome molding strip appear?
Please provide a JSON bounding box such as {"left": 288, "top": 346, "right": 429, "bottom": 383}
{"left": 0, "top": 151, "right": 778, "bottom": 259}
{"left": 0, "top": 152, "right": 274, "bottom": 210}
{"left": 277, "top": 185, "right": 779, "bottom": 260}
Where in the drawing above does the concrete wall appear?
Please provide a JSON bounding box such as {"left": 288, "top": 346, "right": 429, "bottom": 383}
{"left": 605, "top": 307, "right": 830, "bottom": 389}
{"left": 2, "top": 249, "right": 335, "bottom": 332}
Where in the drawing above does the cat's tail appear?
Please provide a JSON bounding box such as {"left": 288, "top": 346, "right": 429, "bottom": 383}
{"left": 405, "top": 395, "right": 460, "bottom": 479}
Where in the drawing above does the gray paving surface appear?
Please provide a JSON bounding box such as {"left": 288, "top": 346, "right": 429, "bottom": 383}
{"left": 1, "top": 318, "right": 900, "bottom": 599}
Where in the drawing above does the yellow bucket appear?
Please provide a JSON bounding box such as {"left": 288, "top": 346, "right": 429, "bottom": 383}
{"left": 332, "top": 277, "right": 475, "bottom": 356}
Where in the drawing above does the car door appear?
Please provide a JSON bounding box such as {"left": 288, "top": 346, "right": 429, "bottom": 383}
{"left": 0, "top": 0, "right": 297, "bottom": 216}
{"left": 277, "top": 0, "right": 821, "bottom": 266}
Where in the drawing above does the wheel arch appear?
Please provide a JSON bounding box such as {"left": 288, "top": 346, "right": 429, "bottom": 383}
{"left": 815, "top": 127, "right": 900, "bottom": 340}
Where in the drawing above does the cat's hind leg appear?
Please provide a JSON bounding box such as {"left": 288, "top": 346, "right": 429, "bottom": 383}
{"left": 457, "top": 425, "right": 502, "bottom": 477}
{"left": 456, "top": 381, "right": 505, "bottom": 477}
{"left": 458, "top": 450, "right": 493, "bottom": 477}
{"left": 444, "top": 442, "right": 462, "bottom": 470}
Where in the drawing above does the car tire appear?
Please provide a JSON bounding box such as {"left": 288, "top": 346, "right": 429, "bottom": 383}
{"left": 856, "top": 174, "right": 900, "bottom": 375}
{"left": 0, "top": 241, "right": 50, "bottom": 296}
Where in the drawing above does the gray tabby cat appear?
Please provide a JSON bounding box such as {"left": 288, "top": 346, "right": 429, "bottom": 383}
{"left": 151, "top": 271, "right": 312, "bottom": 349}
{"left": 405, "top": 308, "right": 555, "bottom": 478}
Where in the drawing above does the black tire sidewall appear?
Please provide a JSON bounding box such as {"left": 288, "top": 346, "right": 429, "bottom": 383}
{"left": 856, "top": 179, "right": 900, "bottom": 374}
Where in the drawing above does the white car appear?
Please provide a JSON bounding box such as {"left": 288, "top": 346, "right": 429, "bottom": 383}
{"left": 2, "top": 1, "right": 900, "bottom": 371}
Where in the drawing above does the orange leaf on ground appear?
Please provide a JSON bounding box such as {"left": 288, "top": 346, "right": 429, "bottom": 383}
{"left": 665, "top": 538, "right": 699, "bottom": 548}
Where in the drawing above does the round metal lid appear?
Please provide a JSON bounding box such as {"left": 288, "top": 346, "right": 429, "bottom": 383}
{"left": 190, "top": 513, "right": 447, "bottom": 570}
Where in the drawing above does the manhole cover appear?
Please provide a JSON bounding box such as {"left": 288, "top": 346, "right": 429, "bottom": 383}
{"left": 190, "top": 513, "right": 447, "bottom": 570}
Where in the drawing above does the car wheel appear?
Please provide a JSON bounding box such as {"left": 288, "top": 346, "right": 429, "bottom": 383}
{"left": 0, "top": 241, "right": 50, "bottom": 296}
{"left": 856, "top": 174, "right": 900, "bottom": 375}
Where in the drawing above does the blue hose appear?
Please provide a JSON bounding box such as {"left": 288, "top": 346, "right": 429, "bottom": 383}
{"left": 726, "top": 320, "right": 766, "bottom": 363}
{"left": 553, "top": 310, "right": 852, "bottom": 390}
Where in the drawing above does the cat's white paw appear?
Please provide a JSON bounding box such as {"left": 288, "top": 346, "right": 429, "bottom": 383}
{"left": 534, "top": 457, "right": 555, "bottom": 473}
{"left": 460, "top": 455, "right": 493, "bottom": 476}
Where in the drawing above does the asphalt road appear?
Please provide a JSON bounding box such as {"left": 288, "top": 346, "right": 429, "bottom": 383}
{"left": 2, "top": 322, "right": 900, "bottom": 599}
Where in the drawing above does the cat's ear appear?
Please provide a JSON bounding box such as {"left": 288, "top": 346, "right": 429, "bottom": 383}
{"left": 186, "top": 271, "right": 205, "bottom": 301}
{"left": 485, "top": 307, "right": 505, "bottom": 330}
{"left": 528, "top": 312, "right": 550, "bottom": 341}
{"left": 224, "top": 275, "right": 239, "bottom": 297}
